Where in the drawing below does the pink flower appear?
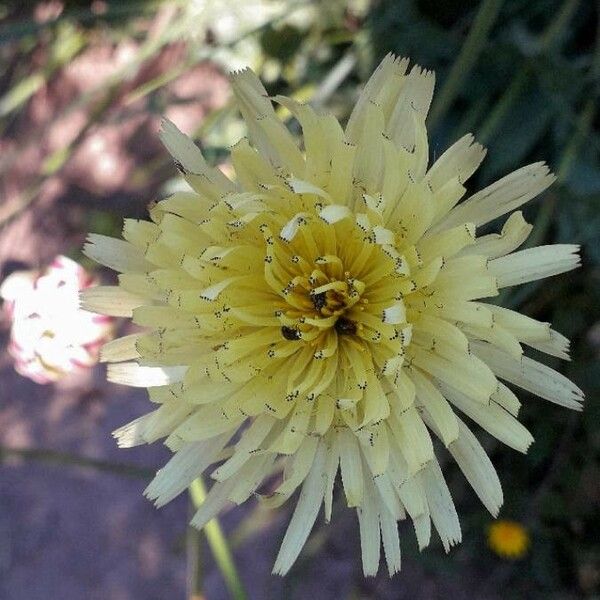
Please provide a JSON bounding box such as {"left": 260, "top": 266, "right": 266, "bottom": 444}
{"left": 1, "top": 255, "right": 113, "bottom": 383}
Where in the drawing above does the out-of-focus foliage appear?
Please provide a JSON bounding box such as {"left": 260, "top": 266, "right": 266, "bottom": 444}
{"left": 0, "top": 1, "right": 598, "bottom": 598}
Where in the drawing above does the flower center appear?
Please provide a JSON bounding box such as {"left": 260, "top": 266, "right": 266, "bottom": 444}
{"left": 278, "top": 262, "right": 367, "bottom": 342}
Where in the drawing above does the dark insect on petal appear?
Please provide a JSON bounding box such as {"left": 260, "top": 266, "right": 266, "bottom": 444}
{"left": 281, "top": 326, "right": 301, "bottom": 340}
{"left": 311, "top": 292, "right": 326, "bottom": 311}
{"left": 335, "top": 317, "right": 357, "bottom": 336}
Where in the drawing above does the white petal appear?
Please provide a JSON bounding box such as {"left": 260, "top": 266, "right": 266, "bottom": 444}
{"left": 80, "top": 286, "right": 147, "bottom": 317}
{"left": 433, "top": 162, "right": 555, "bottom": 232}
{"left": 191, "top": 478, "right": 237, "bottom": 530}
{"left": 319, "top": 204, "right": 352, "bottom": 224}
{"left": 272, "top": 441, "right": 326, "bottom": 576}
{"left": 339, "top": 429, "right": 364, "bottom": 507}
{"left": 227, "top": 454, "right": 276, "bottom": 504}
{"left": 387, "top": 442, "right": 427, "bottom": 520}
{"left": 160, "top": 118, "right": 216, "bottom": 175}
{"left": 137, "top": 399, "right": 194, "bottom": 444}
{"left": 427, "top": 133, "right": 486, "bottom": 192}
{"left": 492, "top": 382, "right": 521, "bottom": 416}
{"left": 146, "top": 434, "right": 232, "bottom": 508}
{"left": 280, "top": 212, "right": 310, "bottom": 242}
{"left": 421, "top": 460, "right": 461, "bottom": 552}
{"left": 357, "top": 474, "right": 382, "bottom": 577}
{"left": 323, "top": 435, "right": 340, "bottom": 523}
{"left": 412, "top": 512, "right": 431, "bottom": 550}
{"left": 484, "top": 305, "right": 569, "bottom": 359}
{"left": 382, "top": 302, "right": 406, "bottom": 324}
{"left": 460, "top": 211, "right": 532, "bottom": 259}
{"left": 471, "top": 341, "right": 584, "bottom": 409}
{"left": 160, "top": 119, "right": 234, "bottom": 198}
{"left": 112, "top": 412, "right": 156, "bottom": 448}
{"left": 448, "top": 418, "right": 503, "bottom": 517}
{"left": 0, "top": 271, "right": 35, "bottom": 301}
{"left": 373, "top": 472, "right": 404, "bottom": 521}
{"left": 288, "top": 177, "right": 331, "bottom": 200}
{"left": 107, "top": 363, "right": 187, "bottom": 387}
{"left": 439, "top": 380, "right": 534, "bottom": 452}
{"left": 267, "top": 435, "right": 319, "bottom": 497}
{"left": 387, "top": 66, "right": 435, "bottom": 150}
{"left": 488, "top": 244, "right": 580, "bottom": 288}
{"left": 412, "top": 369, "right": 459, "bottom": 447}
{"left": 199, "top": 277, "right": 238, "bottom": 301}
{"left": 345, "top": 53, "right": 409, "bottom": 141}
{"left": 373, "top": 225, "right": 396, "bottom": 245}
{"left": 83, "top": 234, "right": 152, "bottom": 273}
{"left": 100, "top": 334, "right": 140, "bottom": 362}
{"left": 379, "top": 504, "right": 402, "bottom": 576}
{"left": 527, "top": 329, "right": 571, "bottom": 360}
{"left": 231, "top": 68, "right": 304, "bottom": 173}
{"left": 211, "top": 415, "right": 275, "bottom": 481}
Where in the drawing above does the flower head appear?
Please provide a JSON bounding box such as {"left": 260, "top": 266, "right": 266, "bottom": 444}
{"left": 488, "top": 520, "right": 529, "bottom": 559}
{"left": 1, "top": 255, "right": 113, "bottom": 384}
{"left": 82, "top": 55, "right": 583, "bottom": 576}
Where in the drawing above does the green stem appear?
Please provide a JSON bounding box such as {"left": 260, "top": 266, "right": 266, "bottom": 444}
{"left": 501, "top": 96, "right": 595, "bottom": 307}
{"left": 477, "top": 69, "right": 528, "bottom": 144}
{"left": 538, "top": 0, "right": 581, "bottom": 52}
{"left": 452, "top": 92, "right": 490, "bottom": 138}
{"left": 428, "top": 0, "right": 504, "bottom": 129}
{"left": 0, "top": 0, "right": 170, "bottom": 47}
{"left": 477, "top": 0, "right": 581, "bottom": 144}
{"left": 556, "top": 99, "right": 596, "bottom": 183}
{"left": 189, "top": 479, "right": 247, "bottom": 600}
{"left": 0, "top": 445, "right": 154, "bottom": 479}
{"left": 187, "top": 500, "right": 205, "bottom": 600}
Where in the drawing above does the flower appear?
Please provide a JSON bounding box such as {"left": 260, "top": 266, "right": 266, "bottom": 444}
{"left": 488, "top": 520, "right": 529, "bottom": 559}
{"left": 82, "top": 54, "right": 583, "bottom": 577}
{"left": 1, "top": 255, "right": 113, "bottom": 384}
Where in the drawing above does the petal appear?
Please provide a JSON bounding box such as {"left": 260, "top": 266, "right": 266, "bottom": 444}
{"left": 433, "top": 162, "right": 555, "bottom": 232}
{"left": 448, "top": 418, "right": 503, "bottom": 516}
{"left": 421, "top": 460, "right": 461, "bottom": 552}
{"left": 80, "top": 286, "right": 147, "bottom": 317}
{"left": 272, "top": 441, "right": 327, "bottom": 575}
{"left": 107, "top": 363, "right": 187, "bottom": 387}
{"left": 83, "top": 234, "right": 153, "bottom": 273}
{"left": 231, "top": 69, "right": 304, "bottom": 174}
{"left": 488, "top": 244, "right": 580, "bottom": 288}
{"left": 145, "top": 434, "right": 232, "bottom": 507}
{"left": 471, "top": 341, "right": 584, "bottom": 410}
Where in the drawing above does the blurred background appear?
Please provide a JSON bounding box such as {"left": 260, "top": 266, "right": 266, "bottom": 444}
{"left": 0, "top": 0, "right": 598, "bottom": 598}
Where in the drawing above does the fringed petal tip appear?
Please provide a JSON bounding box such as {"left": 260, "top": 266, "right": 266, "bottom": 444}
{"left": 228, "top": 66, "right": 252, "bottom": 79}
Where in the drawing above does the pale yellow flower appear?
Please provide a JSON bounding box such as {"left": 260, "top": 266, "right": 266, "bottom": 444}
{"left": 488, "top": 520, "right": 529, "bottom": 559}
{"left": 82, "top": 55, "right": 583, "bottom": 576}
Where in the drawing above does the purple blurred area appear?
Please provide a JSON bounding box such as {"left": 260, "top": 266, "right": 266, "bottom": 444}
{"left": 0, "top": 358, "right": 187, "bottom": 599}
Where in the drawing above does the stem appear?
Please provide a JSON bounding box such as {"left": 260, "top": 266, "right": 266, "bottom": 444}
{"left": 311, "top": 49, "right": 357, "bottom": 108}
{"left": 538, "top": 0, "right": 581, "bottom": 52}
{"left": 428, "top": 0, "right": 504, "bottom": 130}
{"left": 523, "top": 87, "right": 596, "bottom": 252}
{"left": 477, "top": 69, "right": 528, "bottom": 144}
{"left": 478, "top": 0, "right": 581, "bottom": 144}
{"left": 0, "top": 445, "right": 154, "bottom": 479}
{"left": 556, "top": 99, "right": 596, "bottom": 183}
{"left": 189, "top": 478, "right": 247, "bottom": 600}
{"left": 187, "top": 499, "right": 206, "bottom": 600}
